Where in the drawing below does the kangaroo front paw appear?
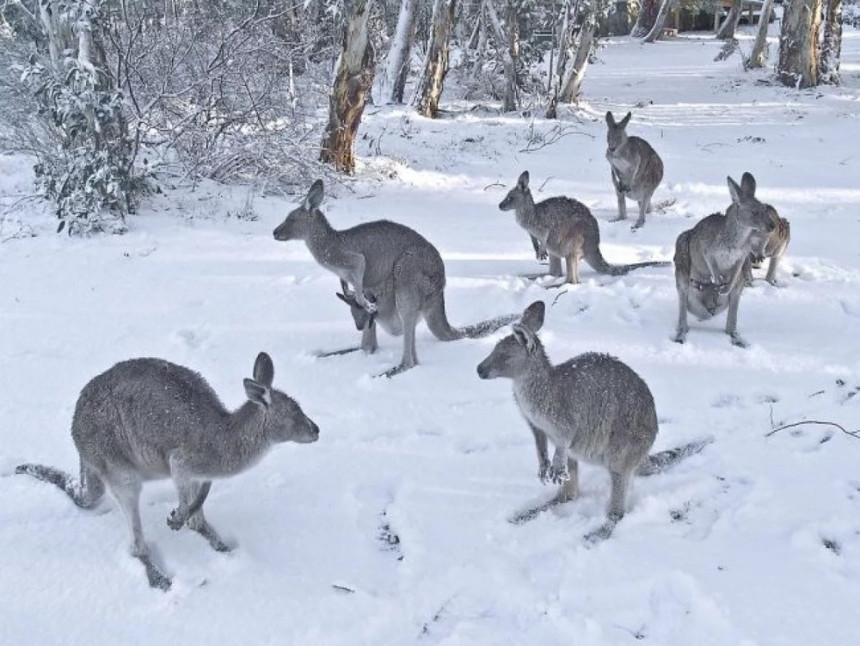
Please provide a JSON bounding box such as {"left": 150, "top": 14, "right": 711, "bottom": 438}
{"left": 730, "top": 333, "right": 748, "bottom": 348}
{"left": 548, "top": 464, "right": 570, "bottom": 485}
{"left": 167, "top": 509, "right": 187, "bottom": 531}
{"left": 538, "top": 461, "right": 551, "bottom": 483}
{"left": 673, "top": 330, "right": 687, "bottom": 344}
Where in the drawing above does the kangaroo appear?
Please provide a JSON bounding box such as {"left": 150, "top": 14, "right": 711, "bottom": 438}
{"left": 477, "top": 301, "right": 711, "bottom": 542}
{"left": 274, "top": 180, "right": 519, "bottom": 377}
{"left": 605, "top": 111, "right": 664, "bottom": 230}
{"left": 16, "top": 352, "right": 319, "bottom": 591}
{"left": 498, "top": 171, "right": 669, "bottom": 285}
{"left": 746, "top": 205, "right": 790, "bottom": 286}
{"left": 673, "top": 172, "right": 776, "bottom": 348}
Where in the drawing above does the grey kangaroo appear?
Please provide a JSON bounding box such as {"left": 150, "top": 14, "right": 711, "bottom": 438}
{"left": 747, "top": 205, "right": 790, "bottom": 286}
{"left": 274, "top": 180, "right": 518, "bottom": 377}
{"left": 673, "top": 172, "right": 775, "bottom": 347}
{"left": 16, "top": 352, "right": 319, "bottom": 591}
{"left": 499, "top": 171, "right": 669, "bottom": 285}
{"left": 605, "top": 111, "right": 664, "bottom": 229}
{"left": 477, "top": 301, "right": 711, "bottom": 542}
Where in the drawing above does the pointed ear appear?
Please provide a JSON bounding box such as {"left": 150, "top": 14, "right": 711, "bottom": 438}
{"left": 727, "top": 175, "right": 742, "bottom": 204}
{"left": 512, "top": 324, "right": 538, "bottom": 353}
{"left": 252, "top": 352, "right": 274, "bottom": 387}
{"left": 605, "top": 111, "right": 615, "bottom": 126}
{"left": 305, "top": 179, "right": 324, "bottom": 210}
{"left": 519, "top": 300, "right": 545, "bottom": 332}
{"left": 740, "top": 172, "right": 756, "bottom": 199}
{"left": 619, "top": 112, "right": 632, "bottom": 128}
{"left": 517, "top": 171, "right": 530, "bottom": 189}
{"left": 244, "top": 378, "right": 272, "bottom": 408}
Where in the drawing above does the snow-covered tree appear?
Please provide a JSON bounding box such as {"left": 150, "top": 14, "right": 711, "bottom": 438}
{"left": 777, "top": 0, "right": 822, "bottom": 88}
{"left": 320, "top": 0, "right": 377, "bottom": 173}
{"left": 716, "top": 0, "right": 743, "bottom": 40}
{"left": 381, "top": 0, "right": 420, "bottom": 103}
{"left": 820, "top": 0, "right": 844, "bottom": 84}
{"left": 747, "top": 0, "right": 775, "bottom": 69}
{"left": 413, "top": 0, "right": 459, "bottom": 118}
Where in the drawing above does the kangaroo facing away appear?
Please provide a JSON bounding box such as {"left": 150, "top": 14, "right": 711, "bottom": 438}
{"left": 274, "top": 180, "right": 519, "bottom": 377}
{"left": 16, "top": 353, "right": 319, "bottom": 591}
{"left": 605, "top": 111, "right": 664, "bottom": 230}
{"left": 747, "top": 205, "right": 790, "bottom": 286}
{"left": 673, "top": 172, "right": 776, "bottom": 347}
{"left": 499, "top": 171, "right": 669, "bottom": 285}
{"left": 476, "top": 301, "right": 712, "bottom": 542}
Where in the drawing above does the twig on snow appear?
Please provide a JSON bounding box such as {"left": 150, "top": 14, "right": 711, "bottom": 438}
{"left": 765, "top": 420, "right": 860, "bottom": 441}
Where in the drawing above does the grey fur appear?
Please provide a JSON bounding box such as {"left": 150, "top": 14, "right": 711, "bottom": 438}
{"left": 275, "top": 180, "right": 518, "bottom": 377}
{"left": 16, "top": 352, "right": 319, "bottom": 591}
{"left": 498, "top": 171, "right": 669, "bottom": 285}
{"left": 673, "top": 172, "right": 776, "bottom": 347}
{"left": 477, "top": 301, "right": 709, "bottom": 542}
{"left": 747, "top": 205, "right": 790, "bottom": 285}
{"left": 605, "top": 111, "right": 664, "bottom": 229}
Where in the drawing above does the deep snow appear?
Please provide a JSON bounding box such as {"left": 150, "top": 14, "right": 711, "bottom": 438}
{"left": 1, "top": 23, "right": 859, "bottom": 646}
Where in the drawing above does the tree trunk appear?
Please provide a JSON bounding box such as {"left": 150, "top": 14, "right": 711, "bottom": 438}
{"left": 631, "top": 0, "right": 659, "bottom": 37}
{"left": 545, "top": 0, "right": 574, "bottom": 119}
{"left": 483, "top": 0, "right": 517, "bottom": 112}
{"left": 643, "top": 0, "right": 677, "bottom": 42}
{"left": 716, "top": 0, "right": 743, "bottom": 39}
{"left": 559, "top": 11, "right": 596, "bottom": 103}
{"left": 320, "top": 0, "right": 376, "bottom": 173}
{"left": 381, "top": 0, "right": 419, "bottom": 103}
{"left": 777, "top": 0, "right": 821, "bottom": 88}
{"left": 819, "top": 0, "right": 843, "bottom": 84}
{"left": 747, "top": 0, "right": 775, "bottom": 68}
{"left": 413, "top": 0, "right": 458, "bottom": 118}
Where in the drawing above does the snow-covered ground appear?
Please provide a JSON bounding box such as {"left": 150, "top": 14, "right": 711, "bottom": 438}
{"left": 2, "top": 24, "right": 859, "bottom": 646}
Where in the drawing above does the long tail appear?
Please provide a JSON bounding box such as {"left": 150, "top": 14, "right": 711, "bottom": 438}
{"left": 424, "top": 296, "right": 519, "bottom": 341}
{"left": 15, "top": 458, "right": 105, "bottom": 509}
{"left": 585, "top": 244, "right": 671, "bottom": 276}
{"left": 637, "top": 436, "right": 714, "bottom": 476}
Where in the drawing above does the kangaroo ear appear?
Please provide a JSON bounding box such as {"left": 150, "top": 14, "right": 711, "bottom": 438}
{"left": 517, "top": 171, "right": 530, "bottom": 189}
{"left": 512, "top": 324, "right": 538, "bottom": 353}
{"left": 252, "top": 352, "right": 274, "bottom": 387}
{"left": 605, "top": 111, "right": 615, "bottom": 126}
{"left": 740, "top": 172, "right": 756, "bottom": 199}
{"left": 305, "top": 179, "right": 324, "bottom": 210}
{"left": 519, "top": 300, "right": 545, "bottom": 332}
{"left": 619, "top": 112, "right": 632, "bottom": 128}
{"left": 244, "top": 378, "right": 272, "bottom": 408}
{"left": 727, "top": 175, "right": 742, "bottom": 204}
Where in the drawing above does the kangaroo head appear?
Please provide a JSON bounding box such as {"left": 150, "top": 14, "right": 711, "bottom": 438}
{"left": 335, "top": 289, "right": 376, "bottom": 331}
{"left": 243, "top": 352, "right": 319, "bottom": 444}
{"left": 477, "top": 301, "right": 545, "bottom": 380}
{"left": 273, "top": 179, "right": 325, "bottom": 242}
{"left": 726, "top": 173, "right": 776, "bottom": 249}
{"left": 605, "top": 111, "right": 631, "bottom": 153}
{"left": 499, "top": 171, "right": 531, "bottom": 212}
{"left": 690, "top": 279, "right": 724, "bottom": 315}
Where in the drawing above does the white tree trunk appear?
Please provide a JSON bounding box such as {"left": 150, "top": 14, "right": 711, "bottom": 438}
{"left": 381, "top": 0, "right": 420, "bottom": 104}
{"left": 483, "top": 0, "right": 517, "bottom": 112}
{"left": 716, "top": 0, "right": 743, "bottom": 39}
{"left": 643, "top": 0, "right": 677, "bottom": 42}
{"left": 559, "top": 11, "right": 596, "bottom": 103}
{"left": 747, "top": 0, "right": 775, "bottom": 68}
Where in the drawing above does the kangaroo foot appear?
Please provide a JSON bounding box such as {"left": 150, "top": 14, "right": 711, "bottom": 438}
{"left": 138, "top": 555, "right": 172, "bottom": 591}
{"left": 631, "top": 219, "right": 646, "bottom": 231}
{"left": 729, "top": 333, "right": 748, "bottom": 348}
{"left": 315, "top": 346, "right": 363, "bottom": 358}
{"left": 376, "top": 363, "right": 414, "bottom": 379}
{"left": 584, "top": 518, "right": 619, "bottom": 545}
{"left": 192, "top": 523, "right": 233, "bottom": 553}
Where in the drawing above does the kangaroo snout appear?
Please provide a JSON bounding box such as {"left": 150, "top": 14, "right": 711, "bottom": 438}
{"left": 477, "top": 363, "right": 491, "bottom": 379}
{"left": 303, "top": 419, "right": 320, "bottom": 443}
{"left": 273, "top": 222, "right": 290, "bottom": 241}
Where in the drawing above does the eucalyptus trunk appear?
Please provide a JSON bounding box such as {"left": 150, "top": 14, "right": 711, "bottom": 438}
{"left": 413, "top": 0, "right": 459, "bottom": 118}
{"left": 777, "top": 0, "right": 821, "bottom": 88}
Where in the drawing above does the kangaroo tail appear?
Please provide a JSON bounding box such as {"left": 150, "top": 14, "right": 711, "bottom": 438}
{"left": 424, "top": 296, "right": 518, "bottom": 341}
{"left": 586, "top": 245, "right": 671, "bottom": 276}
{"left": 15, "top": 458, "right": 105, "bottom": 509}
{"left": 637, "top": 436, "right": 714, "bottom": 476}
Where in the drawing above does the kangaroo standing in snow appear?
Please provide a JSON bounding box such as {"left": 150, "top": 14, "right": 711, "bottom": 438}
{"left": 16, "top": 353, "right": 319, "bottom": 591}
{"left": 673, "top": 172, "right": 776, "bottom": 347}
{"left": 274, "top": 180, "right": 518, "bottom": 377}
{"left": 746, "top": 205, "right": 790, "bottom": 286}
{"left": 477, "top": 302, "right": 710, "bottom": 541}
{"left": 605, "top": 111, "right": 664, "bottom": 230}
{"left": 498, "top": 171, "right": 669, "bottom": 285}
